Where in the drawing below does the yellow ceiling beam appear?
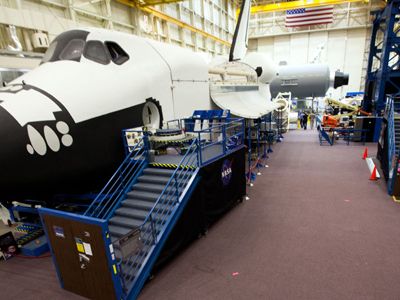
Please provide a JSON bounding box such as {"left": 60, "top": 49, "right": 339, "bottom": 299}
{"left": 116, "top": 0, "right": 231, "bottom": 46}
{"left": 133, "top": 0, "right": 185, "bottom": 7}
{"left": 245, "top": 0, "right": 370, "bottom": 14}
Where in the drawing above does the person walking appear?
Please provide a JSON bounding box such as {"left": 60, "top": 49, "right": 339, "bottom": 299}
{"left": 302, "top": 112, "right": 308, "bottom": 130}
{"left": 299, "top": 111, "right": 304, "bottom": 129}
{"left": 310, "top": 112, "right": 315, "bottom": 130}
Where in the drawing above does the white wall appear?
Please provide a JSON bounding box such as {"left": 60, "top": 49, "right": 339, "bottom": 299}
{"left": 254, "top": 28, "right": 368, "bottom": 99}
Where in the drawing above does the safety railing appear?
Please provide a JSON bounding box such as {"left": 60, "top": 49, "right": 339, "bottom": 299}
{"left": 387, "top": 97, "right": 397, "bottom": 194}
{"left": 184, "top": 118, "right": 245, "bottom": 166}
{"left": 117, "top": 138, "right": 199, "bottom": 292}
{"left": 84, "top": 134, "right": 149, "bottom": 220}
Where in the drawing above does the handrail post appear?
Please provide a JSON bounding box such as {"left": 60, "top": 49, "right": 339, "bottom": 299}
{"left": 143, "top": 131, "right": 150, "bottom": 160}
{"left": 122, "top": 130, "right": 129, "bottom": 157}
{"left": 222, "top": 122, "right": 227, "bottom": 155}
{"left": 197, "top": 132, "right": 202, "bottom": 166}
{"left": 116, "top": 259, "right": 127, "bottom": 292}
{"left": 150, "top": 214, "right": 157, "bottom": 245}
{"left": 174, "top": 172, "right": 179, "bottom": 204}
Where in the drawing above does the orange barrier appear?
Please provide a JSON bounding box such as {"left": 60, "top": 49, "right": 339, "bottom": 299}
{"left": 362, "top": 147, "right": 368, "bottom": 160}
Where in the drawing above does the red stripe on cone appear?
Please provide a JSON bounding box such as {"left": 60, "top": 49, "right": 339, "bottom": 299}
{"left": 362, "top": 147, "right": 368, "bottom": 160}
{"left": 370, "top": 166, "right": 377, "bottom": 181}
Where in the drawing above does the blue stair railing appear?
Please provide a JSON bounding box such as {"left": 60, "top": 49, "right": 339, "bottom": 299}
{"left": 387, "top": 97, "right": 397, "bottom": 194}
{"left": 118, "top": 138, "right": 200, "bottom": 296}
{"left": 84, "top": 134, "right": 149, "bottom": 220}
{"left": 319, "top": 128, "right": 333, "bottom": 146}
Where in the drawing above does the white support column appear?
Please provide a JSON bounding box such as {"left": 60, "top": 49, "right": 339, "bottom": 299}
{"left": 103, "top": 0, "right": 113, "bottom": 29}
{"left": 66, "top": 0, "right": 76, "bottom": 22}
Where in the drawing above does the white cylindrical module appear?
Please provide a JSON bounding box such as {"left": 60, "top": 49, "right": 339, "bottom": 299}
{"left": 270, "top": 64, "right": 348, "bottom": 98}
{"left": 242, "top": 52, "right": 277, "bottom": 84}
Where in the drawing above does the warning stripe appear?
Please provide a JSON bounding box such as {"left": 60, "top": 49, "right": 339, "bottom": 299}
{"left": 149, "top": 162, "right": 196, "bottom": 170}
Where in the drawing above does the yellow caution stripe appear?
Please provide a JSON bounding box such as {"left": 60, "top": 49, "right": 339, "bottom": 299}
{"left": 149, "top": 162, "right": 196, "bottom": 170}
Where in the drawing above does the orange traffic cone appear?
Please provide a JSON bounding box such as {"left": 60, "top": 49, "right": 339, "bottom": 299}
{"left": 369, "top": 166, "right": 377, "bottom": 181}
{"left": 362, "top": 147, "right": 368, "bottom": 160}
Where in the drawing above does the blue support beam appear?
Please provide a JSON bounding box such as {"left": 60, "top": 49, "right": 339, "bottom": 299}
{"left": 362, "top": 0, "right": 400, "bottom": 115}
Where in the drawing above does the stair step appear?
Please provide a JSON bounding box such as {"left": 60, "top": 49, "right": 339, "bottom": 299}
{"left": 122, "top": 261, "right": 142, "bottom": 281}
{"left": 108, "top": 225, "right": 132, "bottom": 238}
{"left": 125, "top": 190, "right": 160, "bottom": 202}
{"left": 115, "top": 207, "right": 150, "bottom": 220}
{"left": 138, "top": 175, "right": 170, "bottom": 184}
{"left": 122, "top": 199, "right": 170, "bottom": 211}
{"left": 109, "top": 216, "right": 143, "bottom": 229}
{"left": 133, "top": 182, "right": 177, "bottom": 194}
{"left": 143, "top": 168, "right": 175, "bottom": 176}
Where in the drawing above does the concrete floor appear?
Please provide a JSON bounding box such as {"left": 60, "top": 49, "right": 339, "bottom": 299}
{"left": 1, "top": 129, "right": 399, "bottom": 300}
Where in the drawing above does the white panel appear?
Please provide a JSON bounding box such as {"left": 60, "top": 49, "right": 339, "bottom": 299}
{"left": 181, "top": 8, "right": 191, "bottom": 24}
{"left": 193, "top": 1, "right": 202, "bottom": 14}
{"left": 194, "top": 15, "right": 203, "bottom": 28}
{"left": 182, "top": 1, "right": 190, "bottom": 9}
{"left": 343, "top": 28, "right": 367, "bottom": 94}
{"left": 184, "top": 29, "right": 193, "bottom": 45}
{"left": 213, "top": 7, "right": 220, "bottom": 26}
{"left": 273, "top": 35, "right": 290, "bottom": 65}
{"left": 172, "top": 81, "right": 211, "bottom": 118}
{"left": 308, "top": 31, "right": 328, "bottom": 64}
{"left": 147, "top": 39, "right": 209, "bottom": 81}
{"left": 289, "top": 34, "right": 308, "bottom": 65}
{"left": 257, "top": 37, "right": 274, "bottom": 61}
{"left": 326, "top": 30, "right": 346, "bottom": 98}
{"left": 111, "top": 2, "right": 132, "bottom": 25}
{"left": 204, "top": 1, "right": 211, "bottom": 21}
{"left": 168, "top": 23, "right": 181, "bottom": 41}
{"left": 165, "top": 5, "right": 178, "bottom": 18}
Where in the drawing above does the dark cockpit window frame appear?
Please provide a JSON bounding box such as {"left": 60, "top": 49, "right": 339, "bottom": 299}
{"left": 83, "top": 40, "right": 111, "bottom": 65}
{"left": 41, "top": 30, "right": 89, "bottom": 64}
{"left": 105, "top": 41, "right": 129, "bottom": 65}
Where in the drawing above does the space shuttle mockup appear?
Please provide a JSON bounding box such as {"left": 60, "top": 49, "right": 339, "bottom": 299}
{"left": 0, "top": 0, "right": 276, "bottom": 202}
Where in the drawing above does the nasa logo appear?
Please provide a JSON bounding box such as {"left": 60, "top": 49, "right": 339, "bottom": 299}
{"left": 221, "top": 159, "right": 233, "bottom": 186}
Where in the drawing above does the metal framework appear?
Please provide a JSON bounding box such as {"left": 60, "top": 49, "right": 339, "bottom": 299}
{"left": 117, "top": 0, "right": 231, "bottom": 46}
{"left": 0, "top": 0, "right": 238, "bottom": 55}
{"left": 362, "top": 0, "right": 400, "bottom": 114}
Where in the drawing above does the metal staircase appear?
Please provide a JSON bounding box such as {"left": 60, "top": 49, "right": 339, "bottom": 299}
{"left": 386, "top": 97, "right": 400, "bottom": 194}
{"left": 40, "top": 116, "right": 245, "bottom": 300}
{"left": 109, "top": 168, "right": 178, "bottom": 237}
{"left": 84, "top": 135, "right": 200, "bottom": 299}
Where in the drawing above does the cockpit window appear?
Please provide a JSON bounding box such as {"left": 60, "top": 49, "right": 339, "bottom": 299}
{"left": 59, "top": 39, "right": 85, "bottom": 62}
{"left": 40, "top": 30, "right": 89, "bottom": 64}
{"left": 83, "top": 41, "right": 110, "bottom": 65}
{"left": 40, "top": 30, "right": 129, "bottom": 67}
{"left": 105, "top": 41, "right": 129, "bottom": 65}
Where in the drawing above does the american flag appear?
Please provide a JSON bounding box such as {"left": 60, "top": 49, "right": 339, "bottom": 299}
{"left": 285, "top": 6, "right": 333, "bottom": 27}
